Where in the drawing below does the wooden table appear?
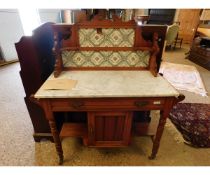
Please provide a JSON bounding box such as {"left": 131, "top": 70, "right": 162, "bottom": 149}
{"left": 34, "top": 70, "right": 183, "bottom": 164}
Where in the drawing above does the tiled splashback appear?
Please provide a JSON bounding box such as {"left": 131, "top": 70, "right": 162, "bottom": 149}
{"left": 62, "top": 51, "right": 150, "bottom": 67}
{"left": 79, "top": 28, "right": 134, "bottom": 47}
{"left": 61, "top": 28, "right": 150, "bottom": 68}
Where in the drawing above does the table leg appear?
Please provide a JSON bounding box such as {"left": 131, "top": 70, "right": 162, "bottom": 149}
{"left": 49, "top": 120, "right": 64, "bottom": 164}
{"left": 41, "top": 100, "right": 64, "bottom": 164}
{"left": 149, "top": 99, "right": 174, "bottom": 159}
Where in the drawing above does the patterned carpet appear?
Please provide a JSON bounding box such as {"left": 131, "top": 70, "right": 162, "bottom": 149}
{"left": 170, "top": 103, "right": 210, "bottom": 148}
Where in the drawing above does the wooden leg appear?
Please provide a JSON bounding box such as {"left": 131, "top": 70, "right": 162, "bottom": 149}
{"left": 149, "top": 110, "right": 166, "bottom": 159}
{"left": 41, "top": 100, "right": 64, "bottom": 165}
{"left": 149, "top": 99, "right": 174, "bottom": 159}
{"left": 49, "top": 120, "right": 64, "bottom": 165}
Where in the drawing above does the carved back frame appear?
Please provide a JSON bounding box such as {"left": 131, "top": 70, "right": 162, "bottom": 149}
{"left": 52, "top": 15, "right": 159, "bottom": 77}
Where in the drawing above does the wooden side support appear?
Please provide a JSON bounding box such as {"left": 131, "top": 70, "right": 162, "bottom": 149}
{"left": 149, "top": 32, "right": 159, "bottom": 77}
{"left": 53, "top": 31, "right": 63, "bottom": 78}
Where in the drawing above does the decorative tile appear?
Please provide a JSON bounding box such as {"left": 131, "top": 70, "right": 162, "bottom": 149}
{"left": 127, "top": 52, "right": 141, "bottom": 66}
{"left": 109, "top": 30, "right": 123, "bottom": 46}
{"left": 72, "top": 52, "right": 86, "bottom": 66}
{"left": 90, "top": 52, "right": 105, "bottom": 66}
{"left": 89, "top": 31, "right": 104, "bottom": 46}
{"left": 79, "top": 29, "right": 134, "bottom": 47}
{"left": 62, "top": 51, "right": 150, "bottom": 67}
{"left": 109, "top": 52, "right": 122, "bottom": 66}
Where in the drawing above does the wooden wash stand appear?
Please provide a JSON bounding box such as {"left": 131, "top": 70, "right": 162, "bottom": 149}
{"left": 33, "top": 16, "right": 184, "bottom": 164}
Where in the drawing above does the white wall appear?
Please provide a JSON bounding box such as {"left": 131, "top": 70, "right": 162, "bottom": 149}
{"left": 0, "top": 9, "right": 24, "bottom": 61}
{"left": 0, "top": 9, "right": 62, "bottom": 61}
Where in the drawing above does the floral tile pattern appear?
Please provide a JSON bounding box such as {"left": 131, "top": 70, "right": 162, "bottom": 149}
{"left": 79, "top": 29, "right": 134, "bottom": 47}
{"left": 62, "top": 51, "right": 150, "bottom": 67}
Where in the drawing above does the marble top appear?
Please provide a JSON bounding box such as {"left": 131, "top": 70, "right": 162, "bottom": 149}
{"left": 34, "top": 71, "right": 180, "bottom": 98}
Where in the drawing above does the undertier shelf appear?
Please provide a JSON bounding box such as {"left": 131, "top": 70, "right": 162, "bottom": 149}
{"left": 60, "top": 123, "right": 88, "bottom": 145}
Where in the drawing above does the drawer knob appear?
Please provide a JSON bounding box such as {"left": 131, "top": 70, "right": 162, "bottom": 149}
{"left": 134, "top": 101, "right": 149, "bottom": 107}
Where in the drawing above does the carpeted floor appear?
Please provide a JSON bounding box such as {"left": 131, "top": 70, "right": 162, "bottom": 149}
{"left": 0, "top": 44, "right": 210, "bottom": 166}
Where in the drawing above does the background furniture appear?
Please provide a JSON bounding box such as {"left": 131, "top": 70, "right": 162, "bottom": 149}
{"left": 165, "top": 24, "right": 179, "bottom": 47}
{"left": 177, "top": 9, "right": 201, "bottom": 44}
{"left": 189, "top": 36, "right": 210, "bottom": 70}
{"left": 15, "top": 22, "right": 64, "bottom": 142}
{"left": 165, "top": 23, "right": 181, "bottom": 49}
{"left": 173, "top": 34, "right": 183, "bottom": 49}
{"left": 147, "top": 9, "right": 176, "bottom": 25}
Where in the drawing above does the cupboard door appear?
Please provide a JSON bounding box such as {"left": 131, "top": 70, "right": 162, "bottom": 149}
{"left": 88, "top": 112, "right": 133, "bottom": 147}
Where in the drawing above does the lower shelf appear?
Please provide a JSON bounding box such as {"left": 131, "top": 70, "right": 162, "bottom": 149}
{"left": 60, "top": 123, "right": 88, "bottom": 145}
{"left": 60, "top": 123, "right": 87, "bottom": 137}
{"left": 59, "top": 118, "right": 159, "bottom": 147}
{"left": 133, "top": 117, "right": 159, "bottom": 136}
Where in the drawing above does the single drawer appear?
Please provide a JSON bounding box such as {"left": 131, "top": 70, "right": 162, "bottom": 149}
{"left": 50, "top": 98, "right": 166, "bottom": 111}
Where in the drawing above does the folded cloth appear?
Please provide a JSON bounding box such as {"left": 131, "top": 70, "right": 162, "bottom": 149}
{"left": 159, "top": 61, "right": 207, "bottom": 96}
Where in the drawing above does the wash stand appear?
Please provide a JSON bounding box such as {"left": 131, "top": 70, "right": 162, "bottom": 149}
{"left": 33, "top": 16, "right": 184, "bottom": 164}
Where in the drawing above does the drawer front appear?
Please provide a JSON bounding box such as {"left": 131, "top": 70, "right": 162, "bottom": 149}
{"left": 50, "top": 98, "right": 166, "bottom": 111}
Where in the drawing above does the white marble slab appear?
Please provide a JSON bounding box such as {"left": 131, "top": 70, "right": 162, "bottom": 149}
{"left": 34, "top": 71, "right": 180, "bottom": 98}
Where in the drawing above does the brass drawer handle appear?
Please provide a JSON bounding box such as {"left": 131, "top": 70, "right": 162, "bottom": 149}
{"left": 71, "top": 101, "right": 84, "bottom": 109}
{"left": 134, "top": 101, "right": 149, "bottom": 107}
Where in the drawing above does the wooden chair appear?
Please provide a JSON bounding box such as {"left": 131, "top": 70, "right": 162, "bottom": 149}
{"left": 173, "top": 33, "right": 183, "bottom": 49}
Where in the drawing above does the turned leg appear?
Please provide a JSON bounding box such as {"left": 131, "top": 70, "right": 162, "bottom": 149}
{"left": 49, "top": 120, "right": 64, "bottom": 165}
{"left": 41, "top": 100, "right": 64, "bottom": 165}
{"left": 149, "top": 110, "right": 166, "bottom": 159}
{"left": 149, "top": 99, "right": 174, "bottom": 159}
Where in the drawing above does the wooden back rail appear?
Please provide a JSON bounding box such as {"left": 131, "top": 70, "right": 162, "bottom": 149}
{"left": 52, "top": 15, "right": 159, "bottom": 77}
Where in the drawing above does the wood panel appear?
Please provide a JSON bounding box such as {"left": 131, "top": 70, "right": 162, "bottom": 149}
{"left": 177, "top": 9, "right": 201, "bottom": 44}
{"left": 88, "top": 112, "right": 133, "bottom": 147}
{"left": 15, "top": 23, "right": 55, "bottom": 141}
{"left": 95, "top": 116, "right": 104, "bottom": 141}
{"left": 103, "top": 116, "right": 116, "bottom": 141}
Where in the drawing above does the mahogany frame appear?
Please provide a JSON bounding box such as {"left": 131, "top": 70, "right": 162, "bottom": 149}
{"left": 52, "top": 15, "right": 159, "bottom": 77}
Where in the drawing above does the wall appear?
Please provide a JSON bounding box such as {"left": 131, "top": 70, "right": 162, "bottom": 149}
{"left": 0, "top": 9, "right": 62, "bottom": 62}
{"left": 0, "top": 9, "right": 24, "bottom": 61}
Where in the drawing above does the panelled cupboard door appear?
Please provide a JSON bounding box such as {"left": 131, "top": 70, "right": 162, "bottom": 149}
{"left": 88, "top": 112, "right": 133, "bottom": 147}
{"left": 177, "top": 9, "right": 201, "bottom": 44}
